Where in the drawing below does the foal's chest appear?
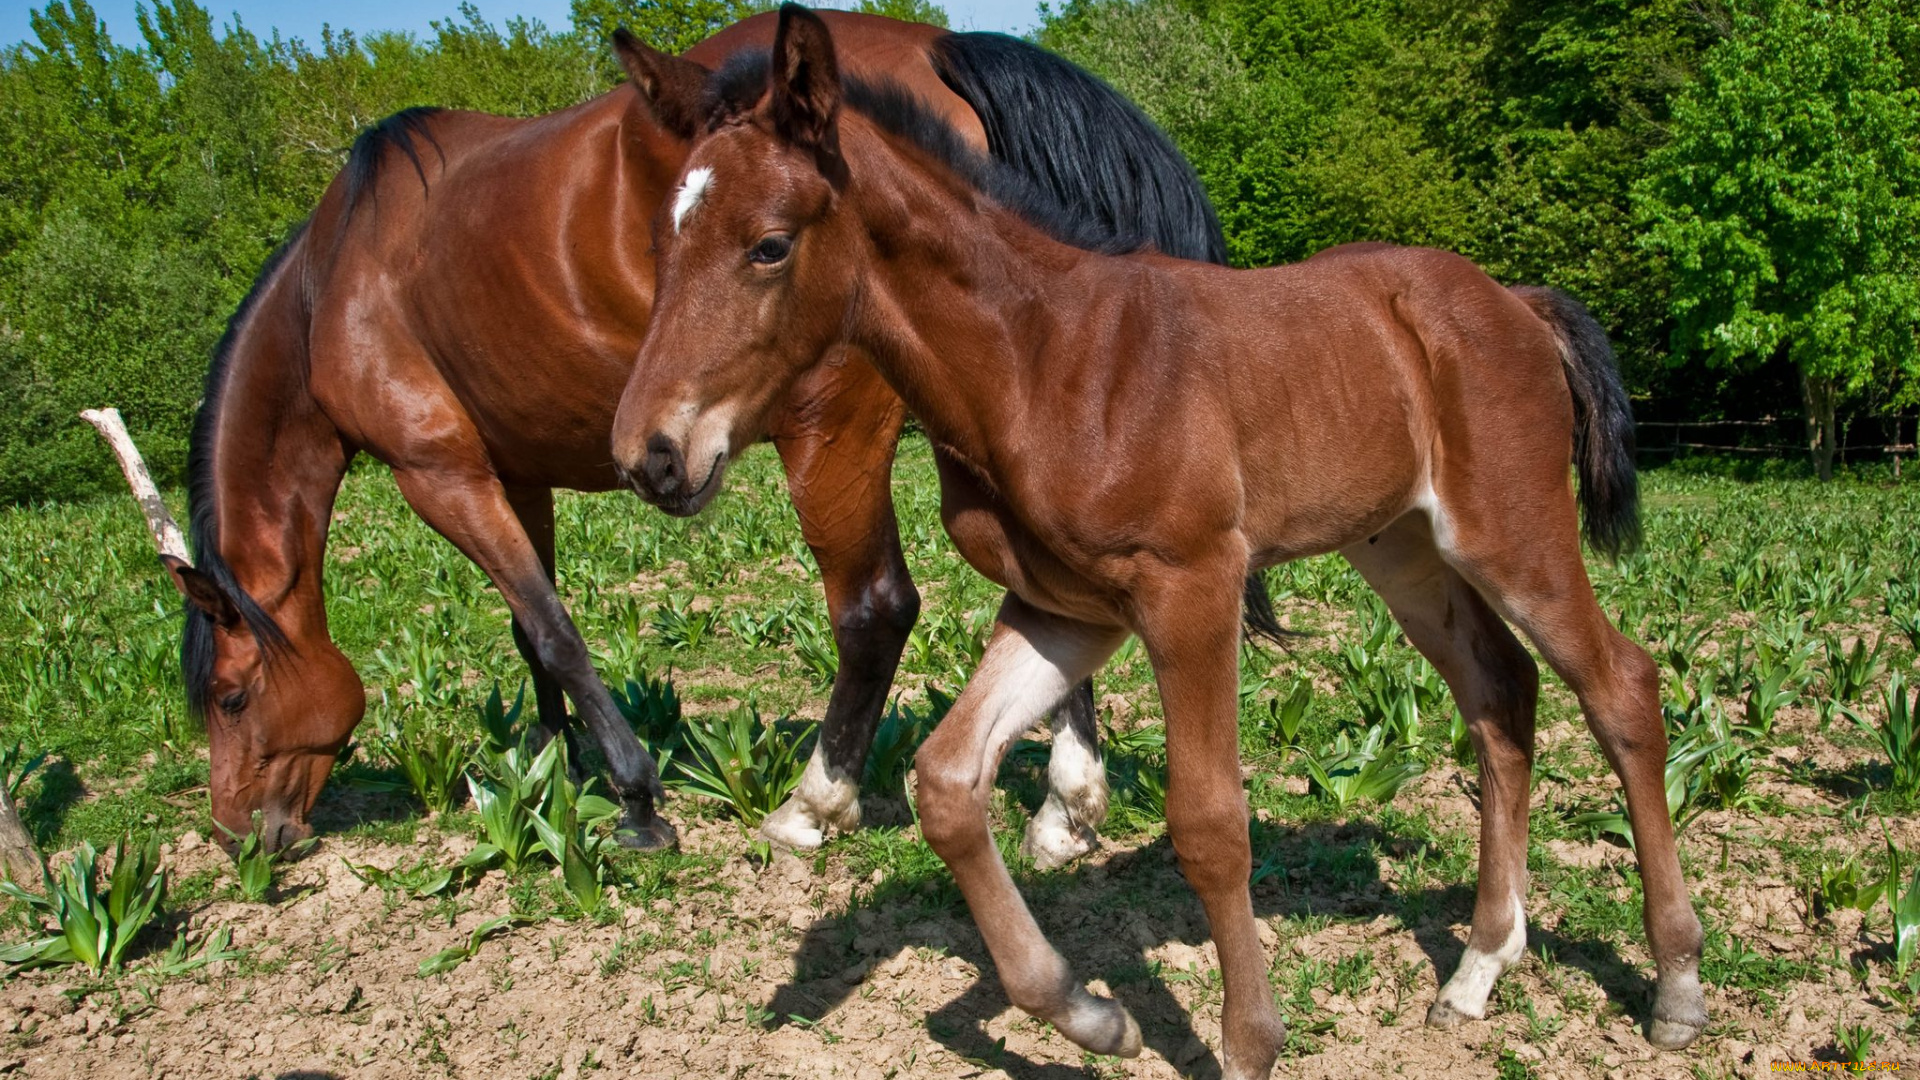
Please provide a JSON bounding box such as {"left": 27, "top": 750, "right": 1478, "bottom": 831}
{"left": 933, "top": 451, "right": 1120, "bottom": 627}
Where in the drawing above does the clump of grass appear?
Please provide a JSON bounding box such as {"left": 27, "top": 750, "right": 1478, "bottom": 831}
{"left": 0, "top": 833, "right": 166, "bottom": 973}
{"left": 863, "top": 688, "right": 949, "bottom": 799}
{"left": 370, "top": 712, "right": 471, "bottom": 816}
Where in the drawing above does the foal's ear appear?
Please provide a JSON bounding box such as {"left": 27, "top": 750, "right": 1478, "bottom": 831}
{"left": 768, "top": 4, "right": 842, "bottom": 156}
{"left": 612, "top": 27, "right": 712, "bottom": 140}
{"left": 162, "top": 554, "right": 241, "bottom": 629}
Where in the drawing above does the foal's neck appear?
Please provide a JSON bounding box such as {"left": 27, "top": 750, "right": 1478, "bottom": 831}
{"left": 844, "top": 129, "right": 1140, "bottom": 472}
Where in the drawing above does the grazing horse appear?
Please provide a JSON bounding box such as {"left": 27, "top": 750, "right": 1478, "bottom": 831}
{"left": 164, "top": 9, "right": 1252, "bottom": 855}
{"left": 609, "top": 7, "right": 1707, "bottom": 1075}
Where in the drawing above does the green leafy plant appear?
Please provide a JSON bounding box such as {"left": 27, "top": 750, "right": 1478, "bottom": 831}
{"left": 1814, "top": 855, "right": 1886, "bottom": 918}
{"left": 653, "top": 594, "right": 716, "bottom": 651}
{"left": 0, "top": 834, "right": 167, "bottom": 973}
{"left": 148, "top": 925, "right": 244, "bottom": 978}
{"left": 0, "top": 741, "right": 47, "bottom": 801}
{"left": 789, "top": 614, "right": 840, "bottom": 688}
{"left": 1249, "top": 677, "right": 1313, "bottom": 752}
{"left": 674, "top": 705, "right": 812, "bottom": 827}
{"left": 611, "top": 670, "right": 682, "bottom": 757}
{"left": 1301, "top": 725, "right": 1424, "bottom": 810}
{"left": 1823, "top": 632, "right": 1887, "bottom": 705}
{"left": 417, "top": 914, "right": 531, "bottom": 977}
{"left": 1742, "top": 624, "right": 1814, "bottom": 734}
{"left": 220, "top": 813, "right": 313, "bottom": 902}
{"left": 343, "top": 857, "right": 457, "bottom": 901}
{"left": 1849, "top": 672, "right": 1920, "bottom": 797}
{"left": 1835, "top": 1021, "right": 1875, "bottom": 1066}
{"left": 1104, "top": 720, "right": 1169, "bottom": 825}
{"left": 371, "top": 712, "right": 471, "bottom": 816}
{"left": 473, "top": 681, "right": 528, "bottom": 758}
{"left": 863, "top": 688, "right": 950, "bottom": 798}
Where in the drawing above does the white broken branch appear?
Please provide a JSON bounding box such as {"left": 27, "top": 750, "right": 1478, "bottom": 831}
{"left": 80, "top": 408, "right": 189, "bottom": 562}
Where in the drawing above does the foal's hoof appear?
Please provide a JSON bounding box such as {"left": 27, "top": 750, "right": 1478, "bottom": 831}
{"left": 1020, "top": 814, "right": 1099, "bottom": 871}
{"left": 615, "top": 812, "right": 679, "bottom": 851}
{"left": 1424, "top": 998, "right": 1476, "bottom": 1030}
{"left": 1647, "top": 1018, "right": 1703, "bottom": 1051}
{"left": 1055, "top": 990, "right": 1142, "bottom": 1058}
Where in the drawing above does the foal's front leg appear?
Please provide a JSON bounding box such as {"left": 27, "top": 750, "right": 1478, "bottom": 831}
{"left": 1137, "top": 572, "right": 1287, "bottom": 1080}
{"left": 914, "top": 595, "right": 1136, "bottom": 1055}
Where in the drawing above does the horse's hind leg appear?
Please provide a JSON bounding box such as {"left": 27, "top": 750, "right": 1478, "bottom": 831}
{"left": 915, "top": 595, "right": 1137, "bottom": 1056}
{"left": 1439, "top": 492, "right": 1705, "bottom": 1050}
{"left": 1343, "top": 518, "right": 1540, "bottom": 1028}
{"left": 1020, "top": 680, "right": 1106, "bottom": 870}
{"left": 503, "top": 486, "right": 577, "bottom": 756}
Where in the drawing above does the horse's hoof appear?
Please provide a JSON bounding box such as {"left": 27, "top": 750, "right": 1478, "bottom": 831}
{"left": 1056, "top": 991, "right": 1141, "bottom": 1058}
{"left": 615, "top": 812, "right": 678, "bottom": 851}
{"left": 1647, "top": 1017, "right": 1702, "bottom": 1051}
{"left": 1425, "top": 998, "right": 1474, "bottom": 1029}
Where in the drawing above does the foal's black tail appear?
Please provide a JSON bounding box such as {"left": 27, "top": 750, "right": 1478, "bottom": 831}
{"left": 1512, "top": 286, "right": 1642, "bottom": 560}
{"left": 933, "top": 30, "right": 1288, "bottom": 643}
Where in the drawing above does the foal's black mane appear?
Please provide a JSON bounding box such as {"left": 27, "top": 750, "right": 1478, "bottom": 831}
{"left": 181, "top": 225, "right": 305, "bottom": 717}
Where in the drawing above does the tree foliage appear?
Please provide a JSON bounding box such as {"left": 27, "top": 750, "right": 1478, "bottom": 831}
{"left": 0, "top": 0, "right": 1913, "bottom": 502}
{"left": 1636, "top": 0, "right": 1920, "bottom": 476}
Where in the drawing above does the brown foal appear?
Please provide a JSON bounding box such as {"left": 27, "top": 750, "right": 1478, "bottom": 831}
{"left": 609, "top": 7, "right": 1707, "bottom": 1074}
{"left": 165, "top": 10, "right": 1228, "bottom": 857}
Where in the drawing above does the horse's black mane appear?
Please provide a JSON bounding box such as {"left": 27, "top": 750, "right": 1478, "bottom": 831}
{"left": 701, "top": 34, "right": 1226, "bottom": 262}
{"left": 343, "top": 106, "right": 445, "bottom": 216}
{"left": 181, "top": 225, "right": 305, "bottom": 717}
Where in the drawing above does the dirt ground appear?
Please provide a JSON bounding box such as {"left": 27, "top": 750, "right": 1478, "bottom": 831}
{"left": 1, "top": 701, "right": 1911, "bottom": 1080}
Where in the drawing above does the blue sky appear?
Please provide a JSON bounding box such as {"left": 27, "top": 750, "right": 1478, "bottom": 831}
{"left": 2, "top": 0, "right": 1042, "bottom": 49}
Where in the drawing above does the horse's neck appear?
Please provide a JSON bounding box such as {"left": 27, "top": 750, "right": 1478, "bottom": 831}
{"left": 200, "top": 250, "right": 349, "bottom": 617}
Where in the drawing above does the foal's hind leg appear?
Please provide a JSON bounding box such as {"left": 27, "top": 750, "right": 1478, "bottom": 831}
{"left": 1441, "top": 499, "right": 1705, "bottom": 1050}
{"left": 1020, "top": 680, "right": 1107, "bottom": 870}
{"left": 1343, "top": 519, "right": 1540, "bottom": 1028}
{"left": 503, "top": 486, "right": 578, "bottom": 757}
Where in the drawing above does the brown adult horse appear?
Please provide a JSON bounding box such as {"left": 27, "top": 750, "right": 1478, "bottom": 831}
{"left": 610, "top": 8, "right": 1707, "bottom": 1075}
{"left": 164, "top": 10, "right": 1255, "bottom": 855}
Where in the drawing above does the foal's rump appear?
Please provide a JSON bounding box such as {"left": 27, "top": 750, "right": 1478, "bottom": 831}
{"left": 1229, "top": 244, "right": 1633, "bottom": 563}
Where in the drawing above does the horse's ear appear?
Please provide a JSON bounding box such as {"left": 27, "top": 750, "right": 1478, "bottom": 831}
{"left": 162, "top": 554, "right": 240, "bottom": 629}
{"left": 612, "top": 27, "right": 711, "bottom": 140}
{"left": 768, "top": 4, "right": 842, "bottom": 156}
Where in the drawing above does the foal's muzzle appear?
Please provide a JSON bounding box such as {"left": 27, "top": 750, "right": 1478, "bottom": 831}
{"left": 620, "top": 431, "right": 722, "bottom": 517}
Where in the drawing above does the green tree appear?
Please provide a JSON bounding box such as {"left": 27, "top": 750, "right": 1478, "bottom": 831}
{"left": 1638, "top": 0, "right": 1920, "bottom": 479}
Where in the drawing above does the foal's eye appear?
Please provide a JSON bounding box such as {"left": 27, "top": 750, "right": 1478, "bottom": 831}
{"left": 748, "top": 235, "right": 793, "bottom": 266}
{"left": 219, "top": 690, "right": 249, "bottom": 714}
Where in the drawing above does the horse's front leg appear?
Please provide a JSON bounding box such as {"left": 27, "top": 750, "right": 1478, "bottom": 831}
{"left": 1137, "top": 566, "right": 1286, "bottom": 1080}
{"left": 915, "top": 594, "right": 1135, "bottom": 1054}
{"left": 391, "top": 465, "right": 673, "bottom": 850}
{"left": 758, "top": 359, "right": 920, "bottom": 850}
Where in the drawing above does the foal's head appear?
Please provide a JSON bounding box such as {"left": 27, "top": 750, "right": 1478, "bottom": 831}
{"left": 611, "top": 5, "right": 862, "bottom": 515}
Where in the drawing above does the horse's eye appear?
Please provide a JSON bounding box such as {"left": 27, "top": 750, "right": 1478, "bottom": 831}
{"left": 219, "top": 690, "right": 249, "bottom": 714}
{"left": 749, "top": 235, "right": 793, "bottom": 266}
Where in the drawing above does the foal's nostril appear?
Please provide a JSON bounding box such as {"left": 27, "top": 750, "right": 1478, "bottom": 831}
{"left": 643, "top": 433, "right": 685, "bottom": 497}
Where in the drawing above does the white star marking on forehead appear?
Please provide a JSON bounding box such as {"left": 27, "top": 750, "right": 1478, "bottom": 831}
{"left": 671, "top": 166, "right": 714, "bottom": 234}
